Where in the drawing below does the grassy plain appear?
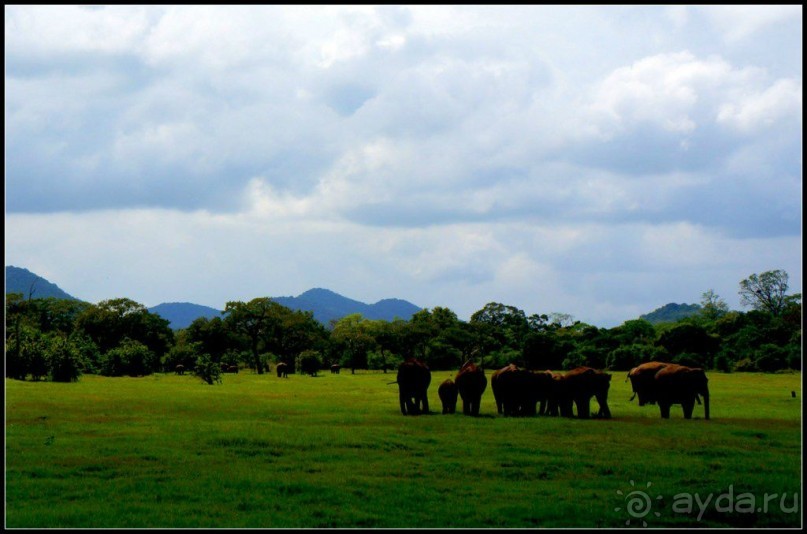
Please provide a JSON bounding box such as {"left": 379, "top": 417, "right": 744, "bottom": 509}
{"left": 5, "top": 369, "right": 802, "bottom": 528}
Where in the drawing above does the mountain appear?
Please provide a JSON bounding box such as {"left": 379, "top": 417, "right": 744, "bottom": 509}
{"left": 271, "top": 288, "right": 422, "bottom": 325}
{"left": 147, "top": 302, "right": 222, "bottom": 330}
{"left": 639, "top": 302, "right": 702, "bottom": 324}
{"left": 5, "top": 266, "right": 80, "bottom": 301}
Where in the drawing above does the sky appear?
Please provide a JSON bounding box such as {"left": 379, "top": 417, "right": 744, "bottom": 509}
{"left": 4, "top": 5, "right": 803, "bottom": 328}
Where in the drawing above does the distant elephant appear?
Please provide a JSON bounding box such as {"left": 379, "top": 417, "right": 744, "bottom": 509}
{"left": 437, "top": 378, "right": 458, "bottom": 414}
{"left": 455, "top": 360, "right": 487, "bottom": 416}
{"left": 491, "top": 364, "right": 554, "bottom": 416}
{"left": 627, "top": 361, "right": 671, "bottom": 405}
{"left": 396, "top": 358, "right": 431, "bottom": 415}
{"left": 229, "top": 365, "right": 239, "bottom": 374}
{"left": 654, "top": 364, "right": 710, "bottom": 420}
{"left": 554, "top": 367, "right": 612, "bottom": 419}
{"left": 544, "top": 371, "right": 566, "bottom": 416}
{"left": 276, "top": 362, "right": 289, "bottom": 378}
{"left": 491, "top": 364, "right": 518, "bottom": 414}
{"left": 331, "top": 364, "right": 341, "bottom": 374}
{"left": 175, "top": 364, "right": 185, "bottom": 375}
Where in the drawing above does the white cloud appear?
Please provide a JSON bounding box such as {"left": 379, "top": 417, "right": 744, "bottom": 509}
{"left": 717, "top": 78, "right": 803, "bottom": 132}
{"left": 5, "top": 6, "right": 802, "bottom": 327}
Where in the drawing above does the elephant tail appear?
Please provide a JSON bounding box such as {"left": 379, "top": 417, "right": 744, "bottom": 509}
{"left": 629, "top": 392, "right": 636, "bottom": 402}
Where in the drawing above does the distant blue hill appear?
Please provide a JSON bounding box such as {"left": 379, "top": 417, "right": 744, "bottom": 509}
{"left": 5, "top": 266, "right": 80, "bottom": 301}
{"left": 271, "top": 288, "right": 422, "bottom": 326}
{"left": 148, "top": 289, "right": 422, "bottom": 330}
{"left": 147, "top": 302, "right": 223, "bottom": 330}
{"left": 639, "top": 302, "right": 702, "bottom": 324}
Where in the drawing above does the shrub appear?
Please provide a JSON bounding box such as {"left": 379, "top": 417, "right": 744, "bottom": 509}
{"left": 672, "top": 352, "right": 707, "bottom": 369}
{"left": 46, "top": 334, "right": 84, "bottom": 382}
{"left": 733, "top": 357, "right": 757, "bottom": 372}
{"left": 194, "top": 354, "right": 221, "bottom": 385}
{"left": 298, "top": 350, "right": 322, "bottom": 376}
{"left": 99, "top": 339, "right": 158, "bottom": 377}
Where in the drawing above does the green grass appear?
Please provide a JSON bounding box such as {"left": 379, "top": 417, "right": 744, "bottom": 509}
{"left": 5, "top": 370, "right": 802, "bottom": 528}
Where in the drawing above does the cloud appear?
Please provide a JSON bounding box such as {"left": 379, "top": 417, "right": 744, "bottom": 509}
{"left": 4, "top": 6, "right": 802, "bottom": 327}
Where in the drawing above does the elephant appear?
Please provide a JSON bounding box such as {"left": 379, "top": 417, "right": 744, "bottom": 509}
{"left": 491, "top": 364, "right": 554, "bottom": 416}
{"left": 276, "top": 362, "right": 289, "bottom": 378}
{"left": 627, "top": 361, "right": 671, "bottom": 405}
{"left": 330, "top": 363, "right": 341, "bottom": 374}
{"left": 654, "top": 364, "right": 710, "bottom": 420}
{"left": 437, "top": 378, "right": 458, "bottom": 414}
{"left": 455, "top": 360, "right": 487, "bottom": 416}
{"left": 396, "top": 358, "right": 431, "bottom": 415}
{"left": 553, "top": 367, "right": 612, "bottom": 419}
{"left": 491, "top": 364, "right": 518, "bottom": 414}
{"left": 175, "top": 364, "right": 185, "bottom": 375}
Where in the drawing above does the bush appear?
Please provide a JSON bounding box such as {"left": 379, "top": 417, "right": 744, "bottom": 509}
{"left": 47, "top": 334, "right": 84, "bottom": 382}
{"left": 298, "top": 350, "right": 322, "bottom": 376}
{"left": 99, "top": 339, "right": 159, "bottom": 377}
{"left": 753, "top": 344, "right": 789, "bottom": 372}
{"left": 712, "top": 353, "right": 731, "bottom": 373}
{"left": 672, "top": 352, "right": 707, "bottom": 369}
{"left": 733, "top": 357, "right": 757, "bottom": 372}
{"left": 194, "top": 354, "right": 221, "bottom": 385}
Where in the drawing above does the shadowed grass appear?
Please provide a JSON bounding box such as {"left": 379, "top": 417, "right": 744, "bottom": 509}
{"left": 5, "top": 370, "right": 801, "bottom": 528}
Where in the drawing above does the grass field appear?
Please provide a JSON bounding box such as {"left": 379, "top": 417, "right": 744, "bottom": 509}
{"left": 5, "top": 369, "right": 802, "bottom": 528}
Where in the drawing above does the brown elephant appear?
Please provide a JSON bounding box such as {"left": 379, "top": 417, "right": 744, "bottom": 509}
{"left": 491, "top": 364, "right": 518, "bottom": 414}
{"left": 276, "top": 362, "right": 289, "bottom": 378}
{"left": 627, "top": 361, "right": 671, "bottom": 405}
{"left": 491, "top": 364, "right": 554, "bottom": 416}
{"left": 437, "top": 378, "right": 458, "bottom": 414}
{"left": 175, "top": 364, "right": 185, "bottom": 375}
{"left": 654, "top": 364, "right": 710, "bottom": 420}
{"left": 553, "top": 367, "right": 612, "bottom": 418}
{"left": 330, "top": 363, "right": 341, "bottom": 374}
{"left": 455, "top": 360, "right": 487, "bottom": 416}
{"left": 396, "top": 358, "right": 431, "bottom": 415}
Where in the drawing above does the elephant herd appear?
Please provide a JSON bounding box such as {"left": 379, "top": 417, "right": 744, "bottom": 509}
{"left": 396, "top": 358, "right": 710, "bottom": 420}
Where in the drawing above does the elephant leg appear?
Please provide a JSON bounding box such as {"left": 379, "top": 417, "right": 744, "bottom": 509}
{"left": 682, "top": 399, "right": 695, "bottom": 419}
{"left": 399, "top": 392, "right": 408, "bottom": 415}
{"left": 463, "top": 399, "right": 471, "bottom": 415}
{"left": 422, "top": 394, "right": 429, "bottom": 414}
{"left": 576, "top": 397, "right": 591, "bottom": 419}
{"left": 659, "top": 402, "right": 671, "bottom": 419}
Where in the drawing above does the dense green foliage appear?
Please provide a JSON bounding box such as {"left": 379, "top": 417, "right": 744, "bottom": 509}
{"left": 5, "top": 371, "right": 801, "bottom": 528}
{"left": 5, "top": 270, "right": 802, "bottom": 382}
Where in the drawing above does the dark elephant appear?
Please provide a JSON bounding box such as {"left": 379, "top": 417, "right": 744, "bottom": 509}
{"left": 437, "top": 378, "right": 458, "bottom": 414}
{"left": 554, "top": 367, "right": 612, "bottom": 419}
{"left": 491, "top": 364, "right": 554, "bottom": 416}
{"left": 455, "top": 360, "right": 487, "bottom": 416}
{"left": 175, "top": 364, "right": 185, "bottom": 375}
{"left": 627, "top": 361, "right": 671, "bottom": 405}
{"left": 331, "top": 363, "right": 341, "bottom": 374}
{"left": 396, "top": 358, "right": 431, "bottom": 415}
{"left": 491, "top": 364, "right": 518, "bottom": 414}
{"left": 654, "top": 364, "right": 710, "bottom": 420}
{"left": 276, "top": 362, "right": 289, "bottom": 378}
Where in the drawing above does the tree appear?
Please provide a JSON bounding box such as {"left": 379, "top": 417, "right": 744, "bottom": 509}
{"left": 75, "top": 298, "right": 173, "bottom": 361}
{"left": 223, "top": 298, "right": 287, "bottom": 374}
{"left": 330, "top": 313, "right": 376, "bottom": 373}
{"left": 739, "top": 270, "right": 790, "bottom": 316}
{"left": 46, "top": 334, "right": 84, "bottom": 382}
{"left": 700, "top": 289, "right": 729, "bottom": 321}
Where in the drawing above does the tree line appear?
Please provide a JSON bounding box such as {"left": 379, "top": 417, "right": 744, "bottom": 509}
{"left": 4, "top": 269, "right": 801, "bottom": 383}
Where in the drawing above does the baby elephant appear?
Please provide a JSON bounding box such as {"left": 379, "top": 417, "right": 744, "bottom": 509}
{"left": 438, "top": 378, "right": 459, "bottom": 414}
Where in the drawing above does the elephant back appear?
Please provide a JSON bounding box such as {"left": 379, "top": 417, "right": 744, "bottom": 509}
{"left": 455, "top": 361, "right": 487, "bottom": 396}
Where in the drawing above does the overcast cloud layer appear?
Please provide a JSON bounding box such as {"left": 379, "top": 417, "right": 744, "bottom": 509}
{"left": 5, "top": 5, "right": 802, "bottom": 327}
